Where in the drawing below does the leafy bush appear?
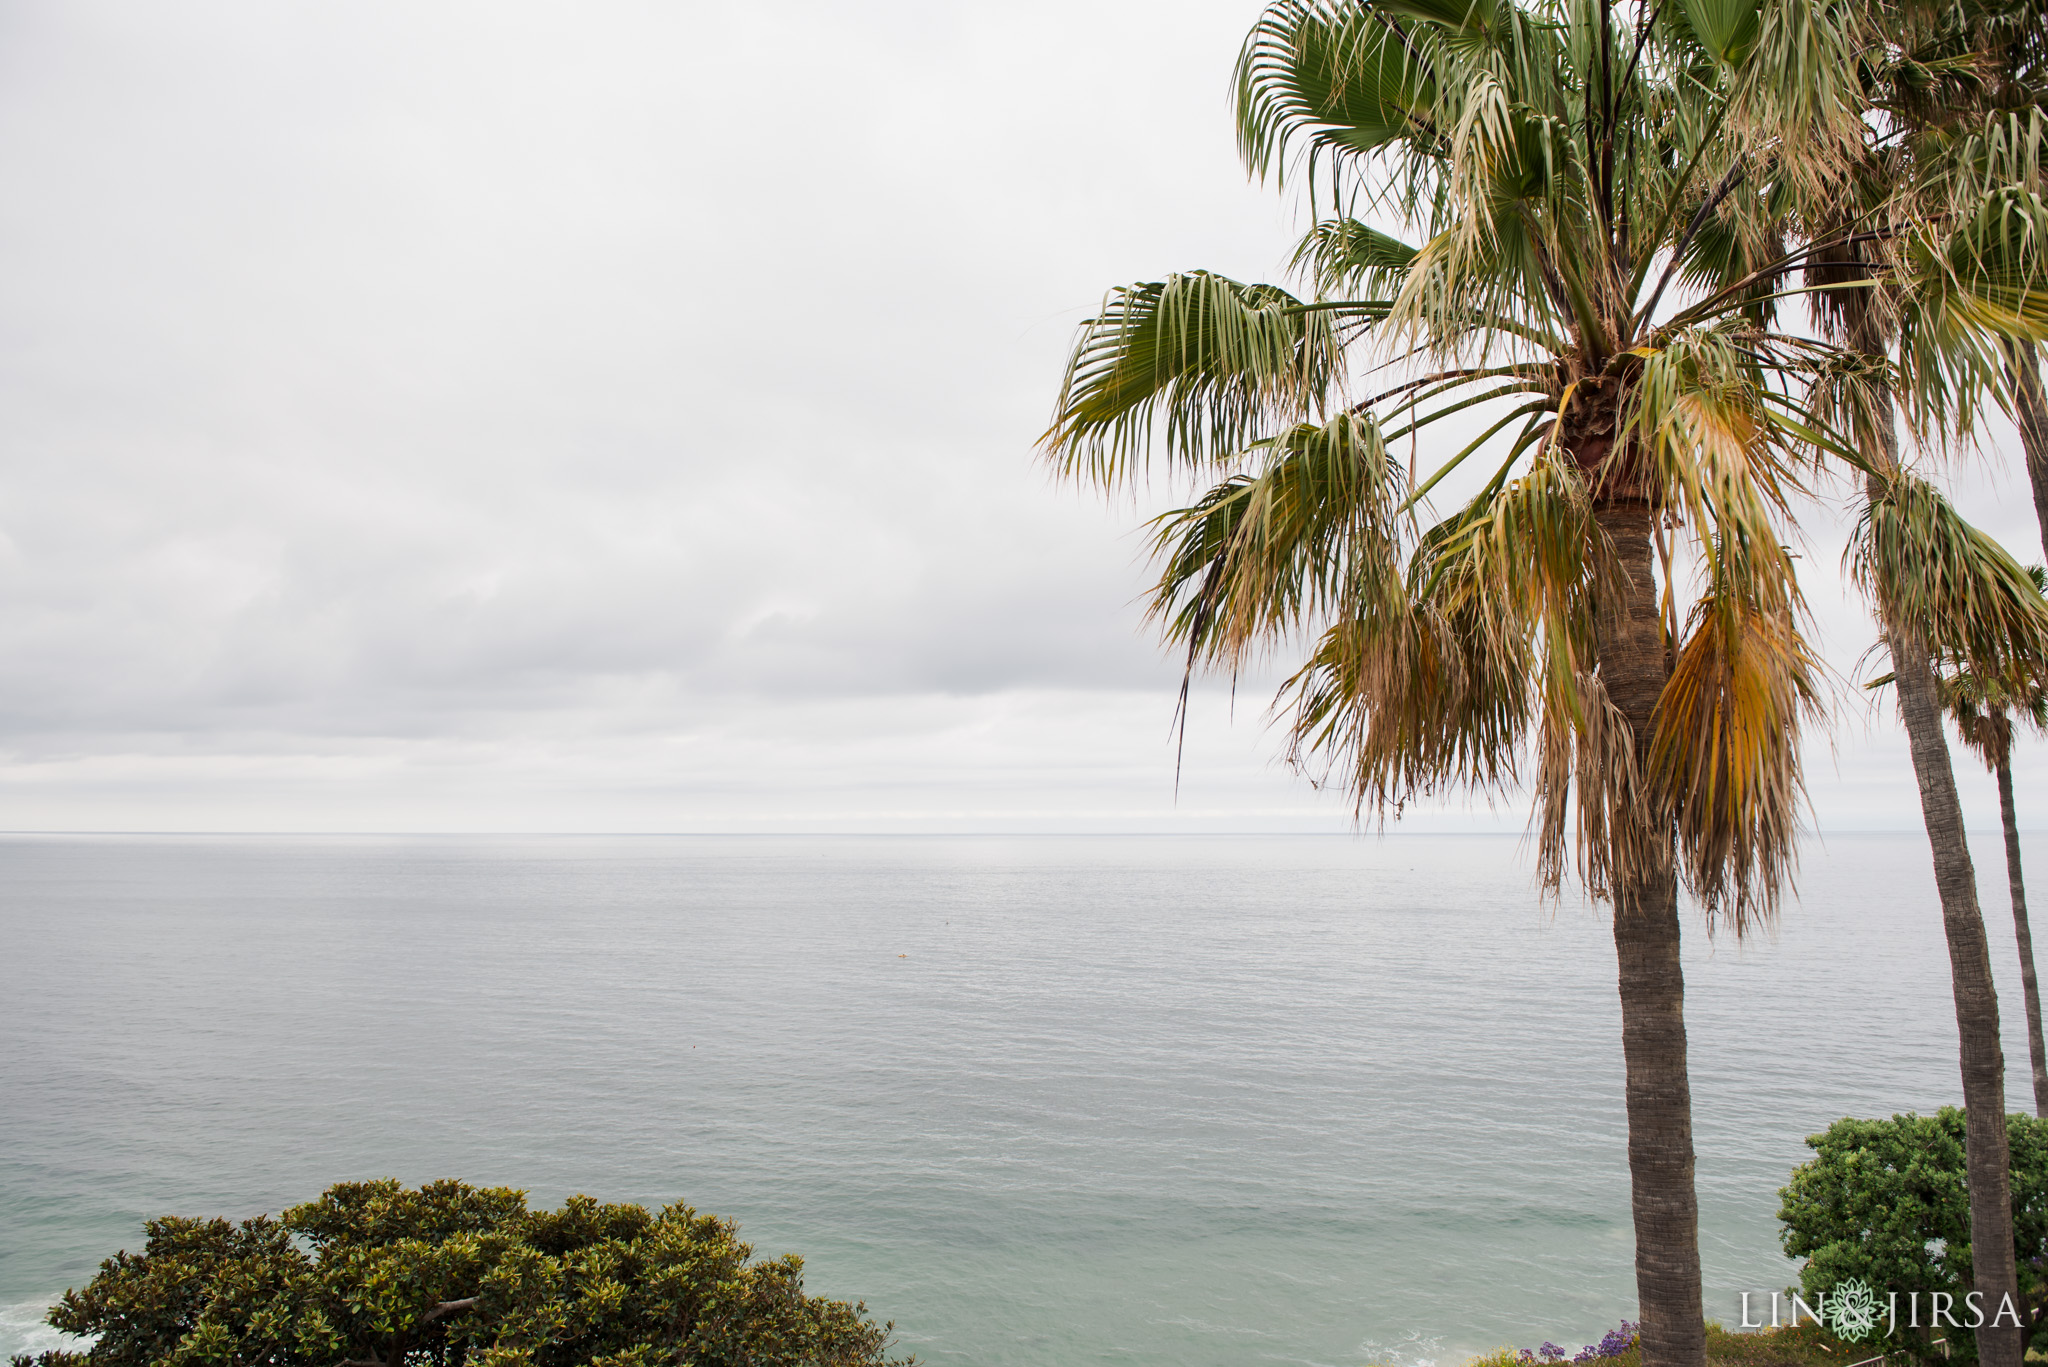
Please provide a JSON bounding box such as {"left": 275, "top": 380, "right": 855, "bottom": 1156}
{"left": 1778, "top": 1108, "right": 2048, "bottom": 1362}
{"left": 11, "top": 1179, "right": 908, "bottom": 1367}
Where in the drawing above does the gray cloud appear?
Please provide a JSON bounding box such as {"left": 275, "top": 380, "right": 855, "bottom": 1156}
{"left": 0, "top": 0, "right": 2042, "bottom": 833}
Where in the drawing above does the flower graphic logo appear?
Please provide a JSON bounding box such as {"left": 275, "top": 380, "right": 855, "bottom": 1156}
{"left": 1828, "top": 1279, "right": 1882, "bottom": 1341}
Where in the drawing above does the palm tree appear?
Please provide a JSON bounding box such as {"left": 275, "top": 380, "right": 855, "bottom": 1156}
{"left": 1940, "top": 653, "right": 2048, "bottom": 1117}
{"left": 1037, "top": 2, "right": 1916, "bottom": 1363}
{"left": 1818, "top": 14, "right": 2048, "bottom": 1359}
{"left": 1922, "top": 24, "right": 2048, "bottom": 1148}
{"left": 1042, "top": 0, "right": 2048, "bottom": 1358}
{"left": 1848, "top": 465, "right": 2047, "bottom": 1367}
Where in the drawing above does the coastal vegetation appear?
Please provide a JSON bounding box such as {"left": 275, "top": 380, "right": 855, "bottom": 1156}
{"left": 1482, "top": 1322, "right": 1905, "bottom": 1367}
{"left": 1780, "top": 1110, "right": 2048, "bottom": 1362}
{"left": 8, "top": 1180, "right": 905, "bottom": 1367}
{"left": 1040, "top": 1, "right": 2045, "bottom": 1365}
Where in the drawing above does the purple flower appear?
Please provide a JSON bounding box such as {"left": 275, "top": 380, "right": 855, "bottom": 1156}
{"left": 1595, "top": 1322, "right": 1639, "bottom": 1358}
{"left": 1566, "top": 1320, "right": 1641, "bottom": 1362}
{"left": 1526, "top": 1322, "right": 1639, "bottom": 1366}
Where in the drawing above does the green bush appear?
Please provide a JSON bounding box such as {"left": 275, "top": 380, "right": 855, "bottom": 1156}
{"left": 11, "top": 1179, "right": 908, "bottom": 1367}
{"left": 1778, "top": 1108, "right": 2048, "bottom": 1362}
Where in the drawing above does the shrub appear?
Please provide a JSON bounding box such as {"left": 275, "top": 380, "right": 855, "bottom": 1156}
{"left": 1778, "top": 1108, "right": 2048, "bottom": 1362}
{"left": 10, "top": 1179, "right": 908, "bottom": 1367}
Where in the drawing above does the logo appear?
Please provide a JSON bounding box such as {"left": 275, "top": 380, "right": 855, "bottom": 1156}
{"left": 1739, "top": 1285, "right": 2026, "bottom": 1337}
{"left": 1827, "top": 1280, "right": 1882, "bottom": 1342}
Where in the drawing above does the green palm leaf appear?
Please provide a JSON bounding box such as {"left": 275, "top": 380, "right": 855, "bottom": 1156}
{"left": 1853, "top": 470, "right": 2048, "bottom": 684}
{"left": 1045, "top": 272, "right": 1357, "bottom": 486}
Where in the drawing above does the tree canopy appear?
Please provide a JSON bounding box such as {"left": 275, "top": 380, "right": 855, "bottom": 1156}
{"left": 11, "top": 1180, "right": 906, "bottom": 1367}
{"left": 1780, "top": 1110, "right": 2048, "bottom": 1360}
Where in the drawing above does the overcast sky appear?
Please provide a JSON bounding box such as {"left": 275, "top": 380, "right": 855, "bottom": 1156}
{"left": 0, "top": 0, "right": 2042, "bottom": 836}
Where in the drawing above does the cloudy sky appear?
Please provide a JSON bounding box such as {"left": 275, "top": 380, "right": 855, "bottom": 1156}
{"left": 0, "top": 0, "right": 2041, "bottom": 835}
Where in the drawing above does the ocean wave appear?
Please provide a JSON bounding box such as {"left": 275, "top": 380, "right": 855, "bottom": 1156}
{"left": 0, "top": 1299, "right": 86, "bottom": 1362}
{"left": 1357, "top": 1330, "right": 1447, "bottom": 1367}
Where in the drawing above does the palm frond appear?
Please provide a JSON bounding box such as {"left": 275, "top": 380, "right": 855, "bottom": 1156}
{"left": 1282, "top": 450, "right": 1597, "bottom": 820}
{"left": 1924, "top": 109, "right": 2048, "bottom": 209}
{"left": 1905, "top": 185, "right": 2048, "bottom": 347}
{"left": 1852, "top": 469, "right": 2048, "bottom": 686}
{"left": 1673, "top": 188, "right": 1788, "bottom": 329}
{"left": 1148, "top": 411, "right": 1408, "bottom": 664}
{"left": 1280, "top": 588, "right": 1532, "bottom": 815}
{"left": 1293, "top": 218, "right": 1423, "bottom": 297}
{"left": 1624, "top": 323, "right": 1807, "bottom": 611}
{"left": 1940, "top": 672, "right": 2018, "bottom": 771}
{"left": 1235, "top": 0, "right": 1446, "bottom": 196}
{"left": 1929, "top": 569, "right": 2048, "bottom": 768}
{"left": 1714, "top": 0, "right": 1868, "bottom": 200}
{"left": 1649, "top": 578, "right": 1823, "bottom": 932}
{"left": 1533, "top": 668, "right": 1669, "bottom": 903}
{"left": 1043, "top": 272, "right": 1356, "bottom": 486}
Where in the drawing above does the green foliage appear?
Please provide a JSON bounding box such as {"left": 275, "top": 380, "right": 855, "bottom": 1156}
{"left": 1853, "top": 470, "right": 2048, "bottom": 686}
{"left": 1778, "top": 1109, "right": 2048, "bottom": 1362}
{"left": 12, "top": 1179, "right": 905, "bottom": 1367}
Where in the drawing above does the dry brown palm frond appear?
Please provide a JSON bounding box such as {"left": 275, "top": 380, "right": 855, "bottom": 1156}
{"left": 1534, "top": 669, "right": 1669, "bottom": 904}
{"left": 1419, "top": 450, "right": 1599, "bottom": 682}
{"left": 1281, "top": 447, "right": 1603, "bottom": 820}
{"left": 1649, "top": 586, "right": 1824, "bottom": 933}
{"left": 1932, "top": 622, "right": 2048, "bottom": 772}
{"left": 1280, "top": 591, "right": 1532, "bottom": 817}
{"left": 1947, "top": 684, "right": 2017, "bottom": 772}
{"left": 1414, "top": 455, "right": 1674, "bottom": 901}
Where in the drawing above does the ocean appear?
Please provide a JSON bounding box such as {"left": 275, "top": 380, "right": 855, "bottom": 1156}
{"left": 0, "top": 832, "right": 2032, "bottom": 1366}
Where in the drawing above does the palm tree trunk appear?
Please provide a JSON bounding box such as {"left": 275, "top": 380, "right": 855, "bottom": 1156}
{"left": 1872, "top": 468, "right": 2024, "bottom": 1367}
{"left": 1997, "top": 750, "right": 2048, "bottom": 1117}
{"left": 1593, "top": 498, "right": 1705, "bottom": 1367}
{"left": 2014, "top": 340, "right": 2048, "bottom": 563}
{"left": 2005, "top": 335, "right": 2048, "bottom": 1121}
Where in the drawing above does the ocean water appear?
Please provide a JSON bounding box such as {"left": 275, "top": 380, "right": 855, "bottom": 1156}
{"left": 1, "top": 831, "right": 2039, "bottom": 1366}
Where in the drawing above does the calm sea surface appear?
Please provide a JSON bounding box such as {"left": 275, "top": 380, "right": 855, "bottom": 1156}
{"left": 2, "top": 832, "right": 2038, "bottom": 1366}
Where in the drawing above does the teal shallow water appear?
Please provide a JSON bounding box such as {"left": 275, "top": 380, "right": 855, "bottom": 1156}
{"left": 0, "top": 832, "right": 2033, "bottom": 1365}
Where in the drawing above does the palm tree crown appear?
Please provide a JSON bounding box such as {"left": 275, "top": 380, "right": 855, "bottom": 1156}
{"left": 1046, "top": 0, "right": 2034, "bottom": 918}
